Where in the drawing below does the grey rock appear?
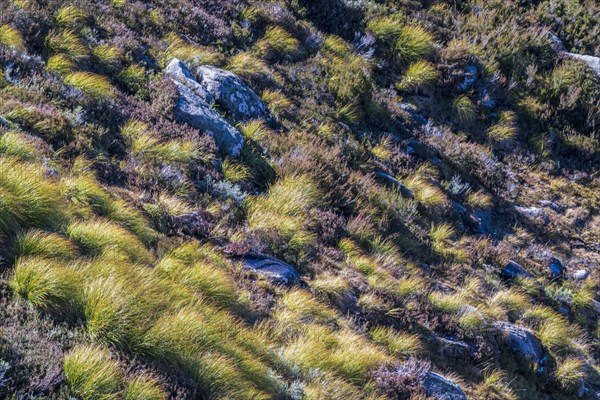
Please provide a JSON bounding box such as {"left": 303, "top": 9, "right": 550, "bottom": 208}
{"left": 467, "top": 209, "right": 494, "bottom": 236}
{"left": 399, "top": 103, "right": 428, "bottom": 125}
{"left": 436, "top": 336, "right": 474, "bottom": 361}
{"left": 423, "top": 372, "right": 468, "bottom": 400}
{"left": 374, "top": 171, "right": 414, "bottom": 199}
{"left": 500, "top": 260, "right": 533, "bottom": 280}
{"left": 572, "top": 269, "right": 590, "bottom": 281}
{"left": 481, "top": 88, "right": 496, "bottom": 109}
{"left": 241, "top": 253, "right": 301, "bottom": 286}
{"left": 164, "top": 59, "right": 244, "bottom": 156}
{"left": 494, "top": 322, "right": 543, "bottom": 365}
{"left": 458, "top": 65, "right": 478, "bottom": 91}
{"left": 195, "top": 65, "right": 269, "bottom": 121}
{"left": 539, "top": 199, "right": 565, "bottom": 212}
{"left": 547, "top": 257, "right": 565, "bottom": 278}
{"left": 565, "top": 52, "right": 600, "bottom": 76}
{"left": 514, "top": 205, "right": 548, "bottom": 222}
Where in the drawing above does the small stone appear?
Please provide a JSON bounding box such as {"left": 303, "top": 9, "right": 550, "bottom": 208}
{"left": 458, "top": 65, "right": 478, "bottom": 91}
{"left": 241, "top": 252, "right": 301, "bottom": 286}
{"left": 423, "top": 372, "right": 468, "bottom": 400}
{"left": 571, "top": 269, "right": 589, "bottom": 281}
{"left": 547, "top": 257, "right": 565, "bottom": 278}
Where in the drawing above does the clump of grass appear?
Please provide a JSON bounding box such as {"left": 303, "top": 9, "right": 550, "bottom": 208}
{"left": 93, "top": 44, "right": 123, "bottom": 69}
{"left": 466, "top": 189, "right": 493, "bottom": 209}
{"left": 368, "top": 16, "right": 404, "bottom": 47}
{"left": 370, "top": 326, "right": 422, "bottom": 358}
{"left": 246, "top": 174, "right": 321, "bottom": 243}
{"left": 64, "top": 72, "right": 116, "bottom": 99}
{"left": 395, "top": 25, "right": 434, "bottom": 63}
{"left": 487, "top": 111, "right": 518, "bottom": 143}
{"left": 124, "top": 374, "right": 166, "bottom": 400}
{"left": 64, "top": 344, "right": 123, "bottom": 400}
{"left": 256, "top": 26, "right": 300, "bottom": 59}
{"left": 261, "top": 90, "right": 292, "bottom": 115}
{"left": 10, "top": 256, "right": 82, "bottom": 313}
{"left": 227, "top": 52, "right": 273, "bottom": 82}
{"left": 454, "top": 95, "right": 477, "bottom": 124}
{"left": 555, "top": 357, "right": 586, "bottom": 389}
{"left": 46, "top": 54, "right": 75, "bottom": 75}
{"left": 311, "top": 274, "right": 352, "bottom": 308}
{"left": 118, "top": 64, "right": 147, "bottom": 95}
{"left": 222, "top": 157, "right": 250, "bottom": 183}
{"left": 406, "top": 176, "right": 448, "bottom": 209}
{"left": 537, "top": 318, "right": 589, "bottom": 356}
{"left": 0, "top": 25, "right": 25, "bottom": 50}
{"left": 160, "top": 32, "right": 223, "bottom": 67}
{"left": 16, "top": 230, "right": 77, "bottom": 260}
{"left": 0, "top": 131, "right": 39, "bottom": 161}
{"left": 46, "top": 30, "right": 89, "bottom": 61}
{"left": 397, "top": 60, "right": 438, "bottom": 91}
{"left": 55, "top": 5, "right": 87, "bottom": 26}
{"left": 66, "top": 219, "right": 151, "bottom": 264}
{"left": 476, "top": 370, "right": 517, "bottom": 400}
{"left": 428, "top": 223, "right": 455, "bottom": 254}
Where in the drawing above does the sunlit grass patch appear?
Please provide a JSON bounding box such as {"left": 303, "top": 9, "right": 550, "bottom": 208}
{"left": 124, "top": 374, "right": 166, "bottom": 400}
{"left": 64, "top": 344, "right": 123, "bottom": 400}
{"left": 64, "top": 72, "right": 117, "bottom": 99}
{"left": 395, "top": 25, "right": 434, "bottom": 63}
{"left": 0, "top": 24, "right": 25, "bottom": 50}
{"left": 369, "top": 326, "right": 422, "bottom": 358}
{"left": 397, "top": 60, "right": 438, "bottom": 92}
{"left": 10, "top": 256, "right": 82, "bottom": 313}
{"left": 46, "top": 54, "right": 75, "bottom": 75}
{"left": 0, "top": 130, "right": 39, "bottom": 161}
{"left": 16, "top": 229, "right": 77, "bottom": 260}
{"left": 555, "top": 357, "right": 586, "bottom": 389}
{"left": 55, "top": 5, "right": 87, "bottom": 26}
{"left": 256, "top": 26, "right": 300, "bottom": 59}
{"left": 46, "top": 29, "right": 89, "bottom": 62}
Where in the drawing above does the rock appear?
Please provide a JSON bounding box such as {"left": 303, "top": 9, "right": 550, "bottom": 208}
{"left": 399, "top": 103, "right": 428, "bottom": 125}
{"left": 514, "top": 205, "right": 548, "bottom": 222}
{"left": 458, "top": 65, "right": 478, "bottom": 91}
{"left": 436, "top": 336, "right": 474, "bottom": 361}
{"left": 500, "top": 260, "right": 533, "bottom": 280}
{"left": 539, "top": 200, "right": 565, "bottom": 213}
{"left": 565, "top": 52, "right": 600, "bottom": 76}
{"left": 547, "top": 257, "right": 565, "bottom": 278}
{"left": 423, "top": 372, "right": 468, "bottom": 400}
{"left": 494, "top": 322, "right": 543, "bottom": 366}
{"left": 480, "top": 88, "right": 496, "bottom": 109}
{"left": 195, "top": 65, "right": 269, "bottom": 121}
{"left": 571, "top": 269, "right": 589, "bottom": 281}
{"left": 467, "top": 209, "right": 494, "bottom": 236}
{"left": 241, "top": 252, "right": 301, "bottom": 286}
{"left": 164, "top": 59, "right": 244, "bottom": 156}
{"left": 374, "top": 171, "right": 414, "bottom": 199}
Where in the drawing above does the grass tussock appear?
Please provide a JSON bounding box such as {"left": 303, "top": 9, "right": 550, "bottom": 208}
{"left": 16, "top": 230, "right": 77, "bottom": 260}
{"left": 64, "top": 72, "right": 117, "bottom": 99}
{"left": 256, "top": 26, "right": 299, "bottom": 59}
{"left": 0, "top": 24, "right": 25, "bottom": 50}
{"left": 64, "top": 344, "right": 123, "bottom": 400}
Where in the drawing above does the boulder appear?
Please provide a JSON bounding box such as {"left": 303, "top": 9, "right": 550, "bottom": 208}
{"left": 374, "top": 171, "right": 414, "bottom": 199}
{"left": 164, "top": 59, "right": 244, "bottom": 156}
{"left": 571, "top": 269, "right": 589, "bottom": 281}
{"left": 514, "top": 205, "right": 548, "bottom": 223}
{"left": 565, "top": 53, "right": 600, "bottom": 76}
{"left": 494, "top": 322, "right": 543, "bottom": 365}
{"left": 436, "top": 336, "right": 474, "bottom": 361}
{"left": 500, "top": 260, "right": 533, "bottom": 280}
{"left": 547, "top": 257, "right": 565, "bottom": 278}
{"left": 241, "top": 252, "right": 301, "bottom": 286}
{"left": 423, "top": 372, "right": 468, "bottom": 400}
{"left": 195, "top": 65, "right": 269, "bottom": 121}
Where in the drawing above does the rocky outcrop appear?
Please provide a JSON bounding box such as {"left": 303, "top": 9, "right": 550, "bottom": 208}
{"left": 494, "top": 322, "right": 544, "bottom": 366}
{"left": 423, "top": 372, "right": 468, "bottom": 400}
{"left": 547, "top": 257, "right": 565, "bottom": 278}
{"left": 164, "top": 59, "right": 244, "bottom": 156}
{"left": 500, "top": 260, "right": 533, "bottom": 280}
{"left": 195, "top": 65, "right": 269, "bottom": 121}
{"left": 547, "top": 31, "right": 600, "bottom": 76}
{"left": 435, "top": 336, "right": 475, "bottom": 361}
{"left": 571, "top": 269, "right": 590, "bottom": 281}
{"left": 241, "top": 252, "right": 301, "bottom": 286}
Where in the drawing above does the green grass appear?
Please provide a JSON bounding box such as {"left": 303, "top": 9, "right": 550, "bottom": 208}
{"left": 66, "top": 218, "right": 151, "bottom": 264}
{"left": 16, "top": 229, "right": 77, "bottom": 260}
{"left": 454, "top": 95, "right": 477, "bottom": 124}
{"left": 124, "top": 374, "right": 166, "bottom": 400}
{"left": 369, "top": 326, "right": 422, "bottom": 358}
{"left": 55, "top": 5, "right": 87, "bottom": 26}
{"left": 10, "top": 256, "right": 81, "bottom": 313}
{"left": 64, "top": 72, "right": 117, "bottom": 99}
{"left": 256, "top": 26, "right": 299, "bottom": 59}
{"left": 46, "top": 29, "right": 89, "bottom": 61}
{"left": 46, "top": 54, "right": 75, "bottom": 75}
{"left": 555, "top": 357, "right": 586, "bottom": 389}
{"left": 487, "top": 111, "right": 518, "bottom": 143}
{"left": 0, "top": 24, "right": 25, "bottom": 50}
{"left": 395, "top": 25, "right": 434, "bottom": 63}
{"left": 397, "top": 60, "right": 439, "bottom": 91}
{"left": 0, "top": 130, "right": 39, "bottom": 161}
{"left": 64, "top": 344, "right": 123, "bottom": 400}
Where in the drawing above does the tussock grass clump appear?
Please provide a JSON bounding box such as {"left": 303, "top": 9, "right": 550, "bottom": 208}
{"left": 124, "top": 374, "right": 166, "bottom": 400}
{"left": 55, "top": 5, "right": 87, "bottom": 26}
{"left": 93, "top": 44, "right": 124, "bottom": 69}
{"left": 368, "top": 16, "right": 404, "bottom": 47}
{"left": 370, "top": 326, "right": 422, "bottom": 358}
{"left": 16, "top": 230, "right": 77, "bottom": 260}
{"left": 261, "top": 90, "right": 292, "bottom": 115}
{"left": 64, "top": 344, "right": 123, "bottom": 400}
{"left": 476, "top": 370, "right": 517, "bottom": 400}
{"left": 246, "top": 174, "right": 321, "bottom": 243}
{"left": 46, "top": 30, "right": 89, "bottom": 61}
{"left": 0, "top": 130, "right": 39, "bottom": 161}
{"left": 0, "top": 157, "right": 65, "bottom": 234}
{"left": 46, "top": 54, "right": 75, "bottom": 75}
{"left": 64, "top": 72, "right": 116, "bottom": 99}
{"left": 395, "top": 25, "right": 434, "bottom": 63}
{"left": 10, "top": 256, "right": 82, "bottom": 313}
{"left": 227, "top": 52, "right": 273, "bottom": 82}
{"left": 454, "top": 95, "right": 477, "bottom": 124}
{"left": 0, "top": 24, "right": 25, "bottom": 50}
{"left": 555, "top": 357, "right": 586, "bottom": 388}
{"left": 159, "top": 33, "right": 224, "bottom": 68}
{"left": 397, "top": 60, "right": 438, "bottom": 91}
{"left": 256, "top": 26, "right": 299, "bottom": 59}
{"left": 222, "top": 157, "right": 251, "bottom": 183}
{"left": 66, "top": 219, "right": 151, "bottom": 264}
{"left": 118, "top": 64, "right": 147, "bottom": 95}
{"left": 487, "top": 111, "right": 518, "bottom": 143}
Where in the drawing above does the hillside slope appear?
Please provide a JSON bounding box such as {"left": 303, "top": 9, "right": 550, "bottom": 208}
{"left": 0, "top": 0, "right": 599, "bottom": 399}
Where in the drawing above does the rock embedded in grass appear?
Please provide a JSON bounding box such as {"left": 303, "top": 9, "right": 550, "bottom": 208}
{"left": 500, "top": 260, "right": 533, "bottom": 280}
{"left": 423, "top": 371, "right": 467, "bottom": 400}
{"left": 241, "top": 252, "right": 301, "bottom": 286}
{"left": 164, "top": 59, "right": 244, "bottom": 156}
{"left": 547, "top": 257, "right": 565, "bottom": 278}
{"left": 571, "top": 269, "right": 590, "bottom": 281}
{"left": 374, "top": 171, "right": 414, "bottom": 199}
{"left": 195, "top": 65, "right": 269, "bottom": 122}
{"left": 494, "top": 322, "right": 544, "bottom": 366}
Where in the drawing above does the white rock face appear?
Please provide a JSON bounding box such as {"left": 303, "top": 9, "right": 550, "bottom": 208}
{"left": 565, "top": 52, "right": 600, "bottom": 76}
